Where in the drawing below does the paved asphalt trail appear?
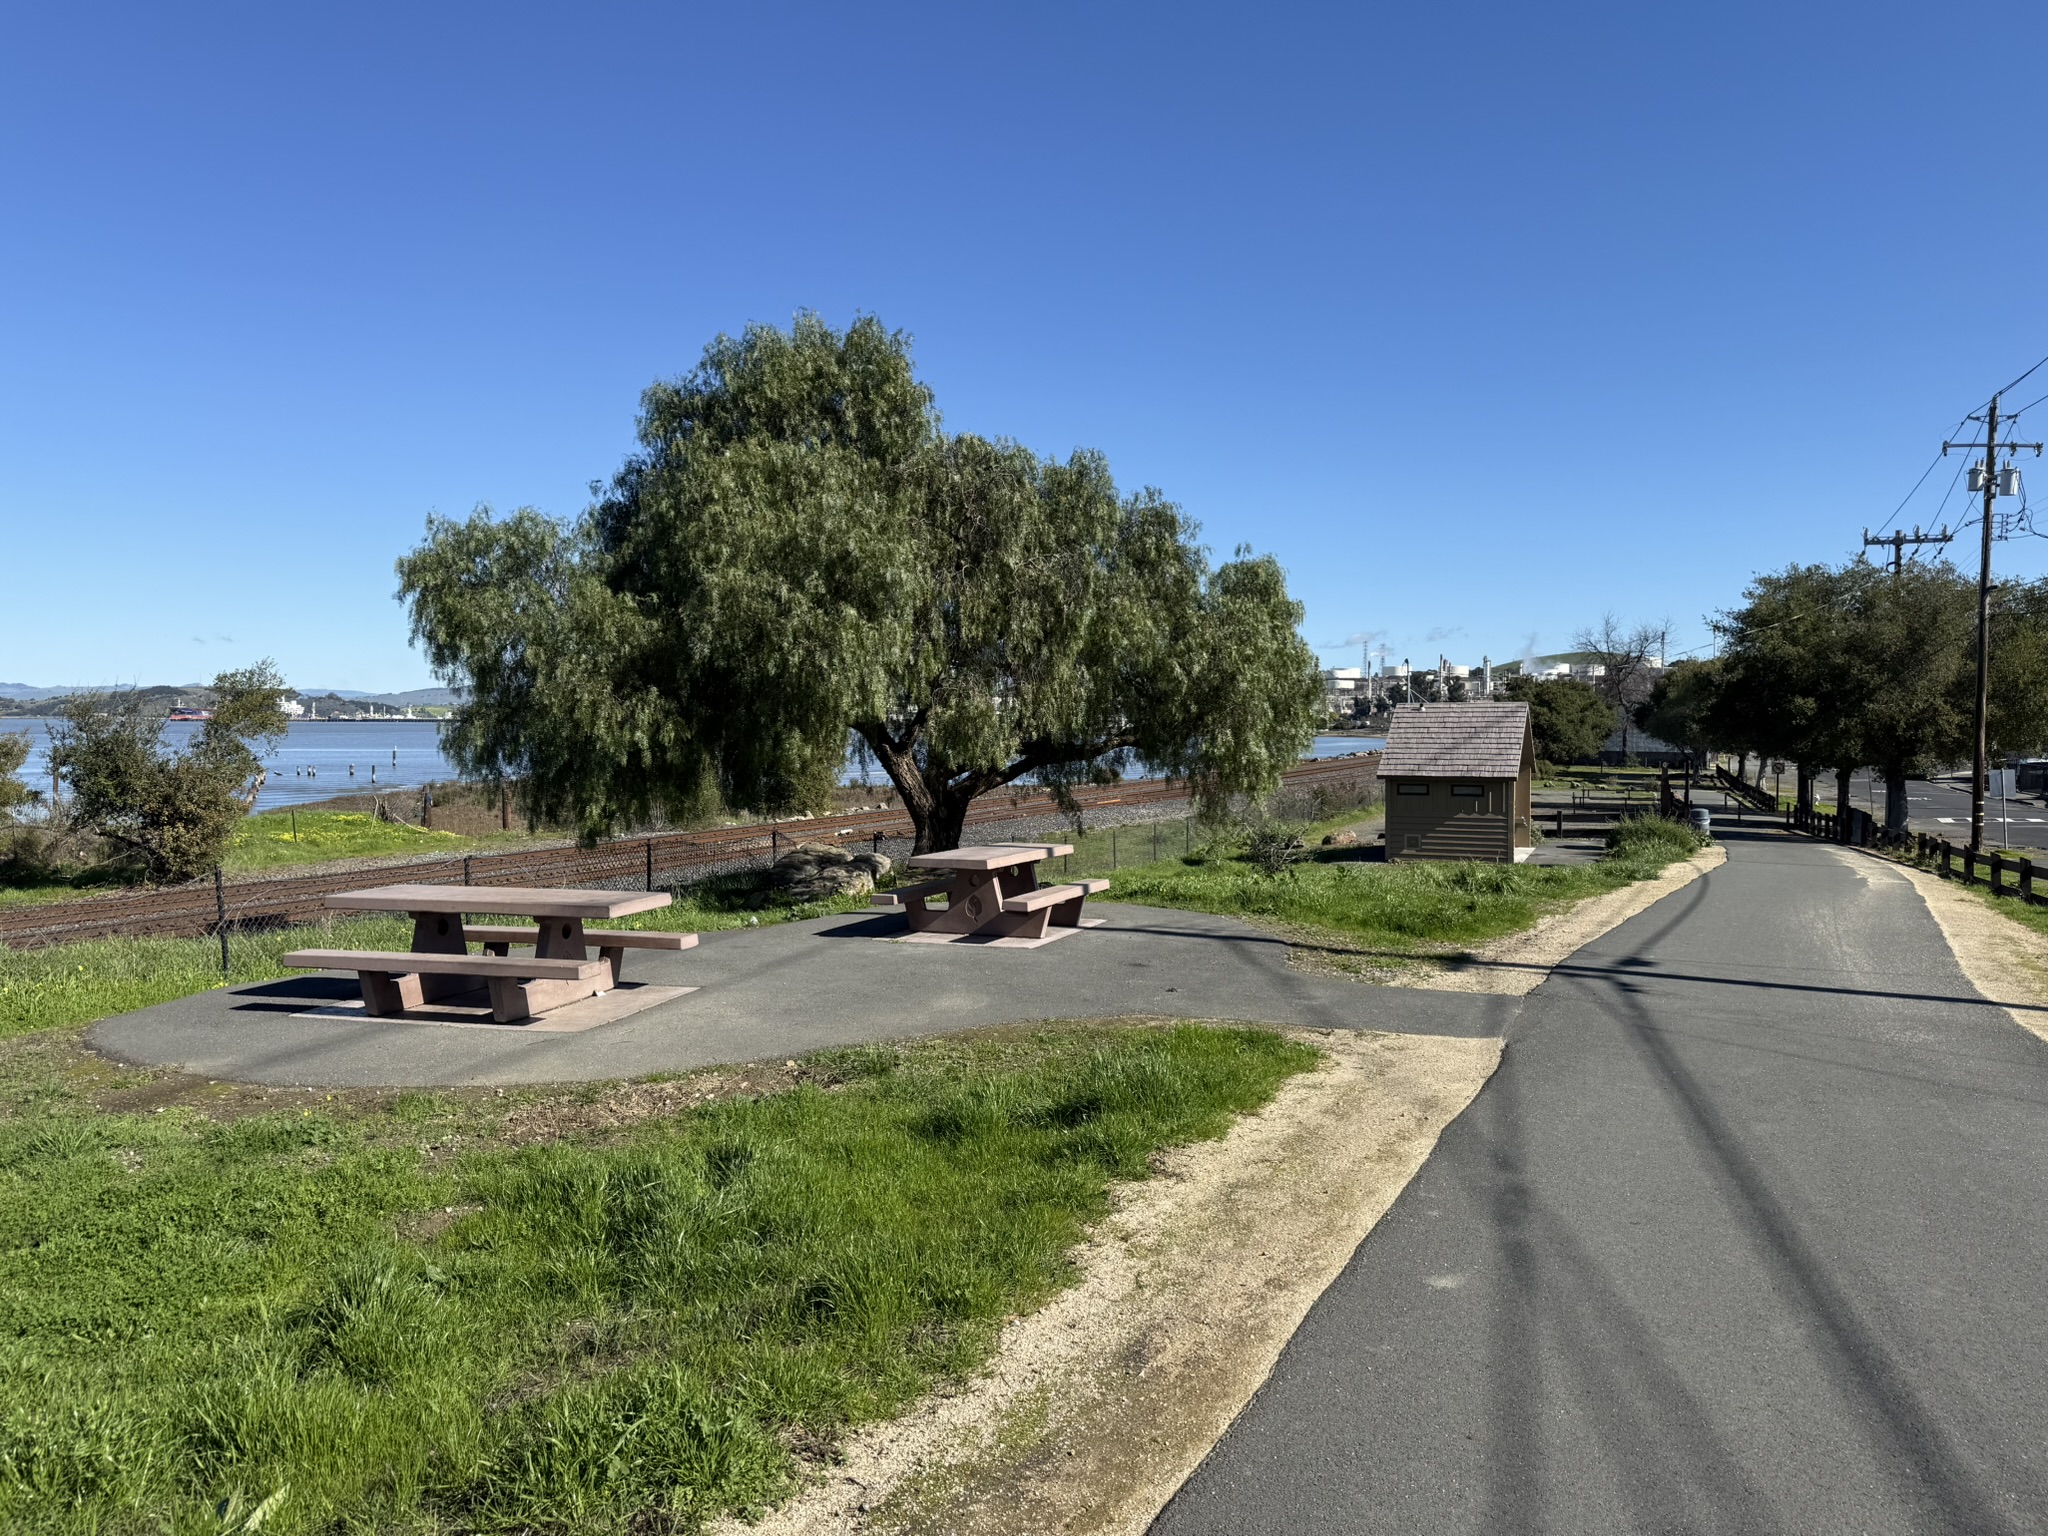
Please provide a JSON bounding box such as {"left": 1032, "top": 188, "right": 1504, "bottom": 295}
{"left": 1155, "top": 830, "right": 2048, "bottom": 1535}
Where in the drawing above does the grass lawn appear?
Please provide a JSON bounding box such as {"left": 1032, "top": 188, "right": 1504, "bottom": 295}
{"left": 1103, "top": 814, "right": 1706, "bottom": 959}
{"left": 0, "top": 1018, "right": 1316, "bottom": 1533}
{"left": 222, "top": 810, "right": 518, "bottom": 873}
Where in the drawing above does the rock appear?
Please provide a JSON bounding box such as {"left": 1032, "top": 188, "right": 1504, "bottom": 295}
{"left": 763, "top": 842, "right": 894, "bottom": 904}
{"left": 1321, "top": 830, "right": 1359, "bottom": 847}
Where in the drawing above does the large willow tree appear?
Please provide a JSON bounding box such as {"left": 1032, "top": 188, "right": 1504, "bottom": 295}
{"left": 398, "top": 315, "right": 1320, "bottom": 852}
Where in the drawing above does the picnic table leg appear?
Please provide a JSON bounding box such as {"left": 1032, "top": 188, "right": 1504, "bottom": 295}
{"left": 359, "top": 968, "right": 423, "bottom": 1016}
{"left": 487, "top": 974, "right": 605, "bottom": 1024}
{"left": 957, "top": 862, "right": 1056, "bottom": 939}
{"left": 913, "top": 870, "right": 1019, "bottom": 935}
{"left": 532, "top": 916, "right": 591, "bottom": 962}
{"left": 516, "top": 915, "right": 609, "bottom": 1011}
{"left": 409, "top": 911, "right": 476, "bottom": 1002}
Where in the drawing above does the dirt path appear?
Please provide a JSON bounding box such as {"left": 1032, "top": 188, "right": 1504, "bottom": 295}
{"left": 711, "top": 1028, "right": 1501, "bottom": 1536}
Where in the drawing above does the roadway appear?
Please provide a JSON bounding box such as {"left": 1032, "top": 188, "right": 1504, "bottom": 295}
{"left": 1751, "top": 770, "right": 2048, "bottom": 852}
{"left": 1153, "top": 827, "right": 2048, "bottom": 1534}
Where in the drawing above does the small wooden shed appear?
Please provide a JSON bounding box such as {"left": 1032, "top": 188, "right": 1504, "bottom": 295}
{"left": 1381, "top": 701, "right": 1535, "bottom": 863}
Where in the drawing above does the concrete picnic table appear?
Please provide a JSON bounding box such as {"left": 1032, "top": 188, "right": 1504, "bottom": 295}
{"left": 283, "top": 883, "right": 695, "bottom": 1023}
{"left": 872, "top": 844, "right": 1110, "bottom": 943}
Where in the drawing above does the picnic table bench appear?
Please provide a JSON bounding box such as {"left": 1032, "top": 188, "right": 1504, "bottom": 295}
{"left": 284, "top": 883, "right": 693, "bottom": 1023}
{"left": 871, "top": 844, "right": 1110, "bottom": 942}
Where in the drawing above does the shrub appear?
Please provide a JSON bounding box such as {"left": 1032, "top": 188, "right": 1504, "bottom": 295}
{"left": 1606, "top": 814, "right": 1706, "bottom": 865}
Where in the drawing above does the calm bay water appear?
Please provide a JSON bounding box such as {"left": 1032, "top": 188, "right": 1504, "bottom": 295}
{"left": 3, "top": 717, "right": 1381, "bottom": 814}
{"left": 0, "top": 719, "right": 458, "bottom": 811}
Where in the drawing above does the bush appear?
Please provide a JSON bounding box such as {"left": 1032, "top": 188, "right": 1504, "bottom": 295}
{"left": 51, "top": 664, "right": 291, "bottom": 884}
{"left": 1240, "top": 824, "right": 1307, "bottom": 877}
{"left": 1606, "top": 814, "right": 1706, "bottom": 865}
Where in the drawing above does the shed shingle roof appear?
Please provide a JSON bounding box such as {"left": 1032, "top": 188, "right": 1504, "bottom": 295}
{"left": 1379, "top": 701, "right": 1531, "bottom": 778}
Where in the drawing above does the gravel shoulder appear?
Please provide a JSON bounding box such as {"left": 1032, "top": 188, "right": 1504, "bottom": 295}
{"left": 712, "top": 1026, "right": 1501, "bottom": 1536}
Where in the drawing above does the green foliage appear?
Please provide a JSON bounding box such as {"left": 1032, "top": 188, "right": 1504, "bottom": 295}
{"left": 1240, "top": 823, "right": 1308, "bottom": 877}
{"left": 1713, "top": 559, "right": 2048, "bottom": 775}
{"left": 0, "top": 735, "right": 34, "bottom": 823}
{"left": 1497, "top": 674, "right": 1612, "bottom": 765}
{"left": 1108, "top": 826, "right": 1700, "bottom": 953}
{"left": 0, "top": 1022, "right": 1313, "bottom": 1532}
{"left": 1606, "top": 813, "right": 1707, "bottom": 860}
{"left": 1634, "top": 659, "right": 1721, "bottom": 754}
{"left": 398, "top": 314, "right": 1321, "bottom": 852}
{"left": 49, "top": 663, "right": 291, "bottom": 884}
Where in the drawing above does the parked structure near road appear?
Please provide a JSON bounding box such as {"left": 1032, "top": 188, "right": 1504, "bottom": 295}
{"left": 1593, "top": 710, "right": 1698, "bottom": 768}
{"left": 1381, "top": 700, "right": 1535, "bottom": 862}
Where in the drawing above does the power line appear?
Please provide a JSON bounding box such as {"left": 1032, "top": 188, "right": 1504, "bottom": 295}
{"left": 1876, "top": 359, "right": 2048, "bottom": 539}
{"left": 1986, "top": 353, "right": 2048, "bottom": 406}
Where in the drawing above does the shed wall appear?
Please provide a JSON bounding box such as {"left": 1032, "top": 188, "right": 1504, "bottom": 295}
{"left": 1386, "top": 778, "right": 1516, "bottom": 862}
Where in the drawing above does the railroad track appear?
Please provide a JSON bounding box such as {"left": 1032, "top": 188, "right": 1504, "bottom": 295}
{"left": 1, "top": 754, "right": 1379, "bottom": 949}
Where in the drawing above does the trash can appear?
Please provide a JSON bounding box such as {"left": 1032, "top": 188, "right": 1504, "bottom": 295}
{"left": 1687, "top": 807, "right": 1712, "bottom": 837}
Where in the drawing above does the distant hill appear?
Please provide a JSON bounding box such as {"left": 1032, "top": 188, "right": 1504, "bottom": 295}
{"left": 0, "top": 682, "right": 463, "bottom": 716}
{"left": 0, "top": 682, "right": 199, "bottom": 701}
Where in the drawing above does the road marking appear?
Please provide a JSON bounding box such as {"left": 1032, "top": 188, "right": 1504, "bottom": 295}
{"left": 1937, "top": 817, "right": 1958, "bottom": 824}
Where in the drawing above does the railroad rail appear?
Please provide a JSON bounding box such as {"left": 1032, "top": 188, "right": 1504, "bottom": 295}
{"left": 1, "top": 754, "right": 1379, "bottom": 949}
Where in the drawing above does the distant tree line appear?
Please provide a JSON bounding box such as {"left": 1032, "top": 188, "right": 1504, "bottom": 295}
{"left": 1635, "top": 560, "right": 2048, "bottom": 829}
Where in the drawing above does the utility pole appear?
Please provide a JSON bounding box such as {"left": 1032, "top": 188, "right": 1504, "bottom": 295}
{"left": 1860, "top": 525, "right": 1951, "bottom": 574}
{"left": 1943, "top": 396, "right": 2042, "bottom": 852}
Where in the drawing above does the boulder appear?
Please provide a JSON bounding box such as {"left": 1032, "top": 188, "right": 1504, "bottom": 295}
{"left": 763, "top": 842, "right": 894, "bottom": 904}
{"left": 1321, "top": 830, "right": 1359, "bottom": 847}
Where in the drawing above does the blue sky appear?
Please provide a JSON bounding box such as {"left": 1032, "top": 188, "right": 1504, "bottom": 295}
{"left": 4, "top": 2, "right": 2046, "bottom": 691}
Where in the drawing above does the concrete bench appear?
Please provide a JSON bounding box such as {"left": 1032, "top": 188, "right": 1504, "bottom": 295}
{"left": 462, "top": 925, "right": 698, "bottom": 986}
{"left": 999, "top": 880, "right": 1108, "bottom": 913}
{"left": 283, "top": 948, "right": 607, "bottom": 1024}
{"left": 870, "top": 877, "right": 955, "bottom": 910}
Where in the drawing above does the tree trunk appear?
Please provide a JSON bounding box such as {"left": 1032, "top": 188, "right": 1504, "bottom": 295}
{"left": 1884, "top": 762, "right": 1910, "bottom": 832}
{"left": 1797, "top": 767, "right": 1815, "bottom": 812}
{"left": 862, "top": 729, "right": 976, "bottom": 854}
{"left": 925, "top": 792, "right": 971, "bottom": 855}
{"left": 1835, "top": 766, "right": 1854, "bottom": 841}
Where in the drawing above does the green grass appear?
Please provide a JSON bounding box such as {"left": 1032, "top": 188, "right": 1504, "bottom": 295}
{"left": 1105, "top": 813, "right": 1706, "bottom": 955}
{"left": 0, "top": 1020, "right": 1316, "bottom": 1533}
{"left": 0, "top": 916, "right": 411, "bottom": 1040}
{"left": 223, "top": 811, "right": 497, "bottom": 873}
{"left": 1969, "top": 885, "right": 2048, "bottom": 940}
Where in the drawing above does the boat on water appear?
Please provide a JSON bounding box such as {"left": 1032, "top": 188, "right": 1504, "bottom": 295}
{"left": 165, "top": 708, "right": 214, "bottom": 721}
